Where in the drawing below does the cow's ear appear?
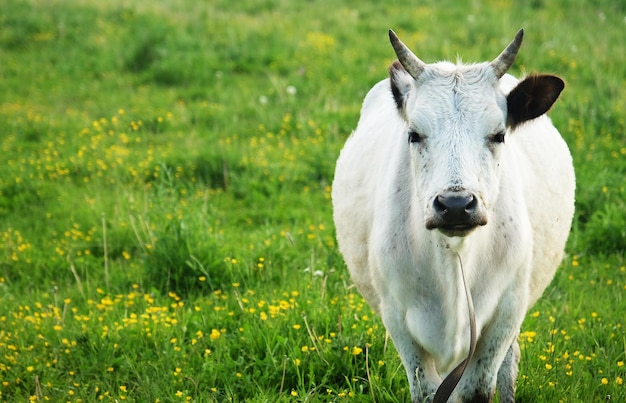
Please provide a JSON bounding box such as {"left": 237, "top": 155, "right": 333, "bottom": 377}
{"left": 389, "top": 60, "right": 414, "bottom": 118}
{"left": 506, "top": 74, "right": 564, "bottom": 129}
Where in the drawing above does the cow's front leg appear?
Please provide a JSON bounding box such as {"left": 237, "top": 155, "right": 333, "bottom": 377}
{"left": 381, "top": 305, "right": 441, "bottom": 402}
{"left": 403, "top": 341, "right": 440, "bottom": 403}
{"left": 496, "top": 339, "right": 520, "bottom": 403}
{"left": 455, "top": 303, "right": 525, "bottom": 402}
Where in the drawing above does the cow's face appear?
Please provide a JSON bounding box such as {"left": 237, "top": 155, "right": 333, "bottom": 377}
{"left": 388, "top": 30, "right": 564, "bottom": 237}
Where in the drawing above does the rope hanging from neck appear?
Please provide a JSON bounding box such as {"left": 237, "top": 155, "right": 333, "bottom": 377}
{"left": 432, "top": 253, "right": 477, "bottom": 403}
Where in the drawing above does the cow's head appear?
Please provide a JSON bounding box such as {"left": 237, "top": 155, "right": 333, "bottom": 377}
{"left": 388, "top": 29, "right": 564, "bottom": 237}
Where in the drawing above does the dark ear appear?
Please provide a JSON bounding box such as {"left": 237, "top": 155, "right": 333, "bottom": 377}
{"left": 389, "top": 60, "right": 414, "bottom": 118}
{"left": 506, "top": 74, "right": 565, "bottom": 129}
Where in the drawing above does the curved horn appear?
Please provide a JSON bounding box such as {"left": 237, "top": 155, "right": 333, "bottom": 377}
{"left": 491, "top": 29, "right": 524, "bottom": 79}
{"left": 389, "top": 29, "right": 426, "bottom": 80}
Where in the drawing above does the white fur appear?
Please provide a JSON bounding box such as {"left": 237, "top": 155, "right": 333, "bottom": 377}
{"left": 332, "top": 62, "right": 575, "bottom": 402}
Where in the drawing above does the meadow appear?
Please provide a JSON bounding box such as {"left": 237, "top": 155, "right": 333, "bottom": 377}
{"left": 0, "top": 0, "right": 624, "bottom": 401}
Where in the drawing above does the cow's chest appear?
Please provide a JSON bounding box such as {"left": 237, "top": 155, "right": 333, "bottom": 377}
{"left": 375, "top": 238, "right": 512, "bottom": 375}
{"left": 393, "top": 265, "right": 477, "bottom": 374}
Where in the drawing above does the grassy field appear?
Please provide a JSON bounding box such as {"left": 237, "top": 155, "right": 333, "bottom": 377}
{"left": 1, "top": 0, "right": 624, "bottom": 401}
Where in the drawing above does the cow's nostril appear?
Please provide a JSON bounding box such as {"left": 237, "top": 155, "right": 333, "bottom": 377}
{"left": 433, "top": 195, "right": 447, "bottom": 213}
{"left": 465, "top": 195, "right": 477, "bottom": 212}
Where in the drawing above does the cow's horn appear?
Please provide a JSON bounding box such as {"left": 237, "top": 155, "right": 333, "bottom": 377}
{"left": 491, "top": 29, "right": 524, "bottom": 79}
{"left": 389, "top": 29, "right": 426, "bottom": 80}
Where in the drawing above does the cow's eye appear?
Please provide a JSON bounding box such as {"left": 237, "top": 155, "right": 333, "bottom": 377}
{"left": 490, "top": 130, "right": 506, "bottom": 144}
{"left": 408, "top": 130, "right": 423, "bottom": 144}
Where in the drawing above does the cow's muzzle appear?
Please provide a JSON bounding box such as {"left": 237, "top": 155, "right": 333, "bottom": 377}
{"left": 426, "top": 192, "right": 488, "bottom": 237}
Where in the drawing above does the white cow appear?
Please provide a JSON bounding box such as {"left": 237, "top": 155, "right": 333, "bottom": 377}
{"left": 332, "top": 29, "right": 575, "bottom": 403}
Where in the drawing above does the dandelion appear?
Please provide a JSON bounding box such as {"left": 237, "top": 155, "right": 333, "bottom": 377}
{"left": 351, "top": 346, "right": 363, "bottom": 355}
{"left": 210, "top": 329, "right": 221, "bottom": 340}
{"left": 601, "top": 378, "right": 608, "bottom": 385}
{"left": 519, "top": 331, "right": 536, "bottom": 343}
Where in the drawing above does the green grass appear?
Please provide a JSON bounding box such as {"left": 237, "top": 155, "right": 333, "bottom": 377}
{"left": 0, "top": 0, "right": 624, "bottom": 401}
